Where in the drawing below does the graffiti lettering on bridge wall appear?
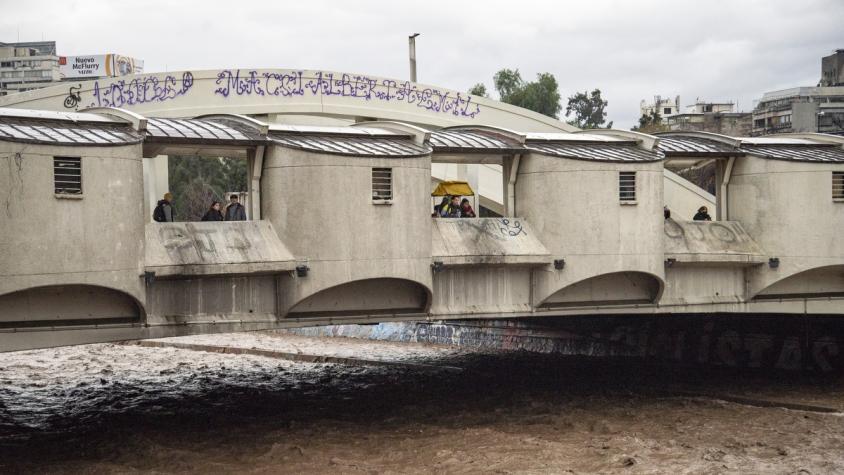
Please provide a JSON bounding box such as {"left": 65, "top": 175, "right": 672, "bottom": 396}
{"left": 213, "top": 70, "right": 482, "bottom": 118}
{"left": 86, "top": 72, "right": 195, "bottom": 108}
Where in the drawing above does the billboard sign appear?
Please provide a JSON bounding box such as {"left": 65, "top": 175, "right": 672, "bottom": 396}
{"left": 59, "top": 54, "right": 144, "bottom": 79}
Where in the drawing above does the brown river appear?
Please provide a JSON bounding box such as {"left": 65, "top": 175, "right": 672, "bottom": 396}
{"left": 2, "top": 332, "right": 843, "bottom": 474}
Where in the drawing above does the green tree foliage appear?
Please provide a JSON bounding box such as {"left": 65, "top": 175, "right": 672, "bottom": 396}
{"left": 564, "top": 89, "right": 613, "bottom": 129}
{"left": 468, "top": 83, "right": 489, "bottom": 98}
{"left": 631, "top": 110, "right": 667, "bottom": 133}
{"left": 491, "top": 69, "right": 562, "bottom": 119}
{"left": 168, "top": 156, "right": 247, "bottom": 221}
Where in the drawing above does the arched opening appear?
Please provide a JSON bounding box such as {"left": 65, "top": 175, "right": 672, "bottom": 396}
{"left": 540, "top": 271, "right": 662, "bottom": 308}
{"left": 0, "top": 285, "right": 142, "bottom": 328}
{"left": 754, "top": 265, "right": 844, "bottom": 300}
{"left": 288, "top": 278, "right": 430, "bottom": 318}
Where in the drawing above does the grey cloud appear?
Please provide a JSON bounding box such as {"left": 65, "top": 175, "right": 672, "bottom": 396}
{"left": 1, "top": 0, "right": 841, "bottom": 128}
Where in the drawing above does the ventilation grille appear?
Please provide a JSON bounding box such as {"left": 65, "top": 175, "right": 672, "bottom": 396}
{"left": 54, "top": 157, "right": 82, "bottom": 195}
{"left": 619, "top": 171, "right": 636, "bottom": 202}
{"left": 372, "top": 167, "right": 392, "bottom": 201}
{"left": 834, "top": 171, "right": 844, "bottom": 201}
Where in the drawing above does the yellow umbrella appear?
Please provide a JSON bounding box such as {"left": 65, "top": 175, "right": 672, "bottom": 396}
{"left": 431, "top": 180, "right": 474, "bottom": 197}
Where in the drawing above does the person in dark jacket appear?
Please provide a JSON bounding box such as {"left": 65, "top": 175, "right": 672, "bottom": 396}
{"left": 224, "top": 194, "right": 247, "bottom": 221}
{"left": 441, "top": 196, "right": 462, "bottom": 218}
{"left": 201, "top": 201, "right": 224, "bottom": 221}
{"left": 433, "top": 196, "right": 449, "bottom": 217}
{"left": 460, "top": 198, "right": 476, "bottom": 218}
{"left": 693, "top": 206, "right": 712, "bottom": 221}
{"left": 153, "top": 192, "right": 175, "bottom": 222}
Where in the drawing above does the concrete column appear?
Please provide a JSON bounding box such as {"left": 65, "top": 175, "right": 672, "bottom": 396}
{"left": 142, "top": 155, "right": 169, "bottom": 222}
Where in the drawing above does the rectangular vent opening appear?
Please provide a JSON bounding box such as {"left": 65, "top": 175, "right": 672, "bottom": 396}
{"left": 619, "top": 171, "right": 636, "bottom": 202}
{"left": 54, "top": 157, "right": 82, "bottom": 195}
{"left": 372, "top": 167, "right": 392, "bottom": 202}
{"left": 834, "top": 171, "right": 844, "bottom": 202}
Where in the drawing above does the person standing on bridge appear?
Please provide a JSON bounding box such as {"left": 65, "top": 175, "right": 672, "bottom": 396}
{"left": 442, "top": 196, "right": 462, "bottom": 218}
{"left": 460, "top": 198, "right": 476, "bottom": 218}
{"left": 201, "top": 201, "right": 224, "bottom": 221}
{"left": 153, "top": 192, "right": 175, "bottom": 222}
{"left": 693, "top": 206, "right": 712, "bottom": 221}
{"left": 224, "top": 194, "right": 247, "bottom": 221}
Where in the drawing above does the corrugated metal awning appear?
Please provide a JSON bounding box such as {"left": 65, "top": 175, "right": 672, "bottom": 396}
{"left": 0, "top": 117, "right": 142, "bottom": 146}
{"left": 657, "top": 136, "right": 743, "bottom": 156}
{"left": 741, "top": 144, "right": 844, "bottom": 163}
{"left": 429, "top": 129, "right": 523, "bottom": 153}
{"left": 145, "top": 118, "right": 264, "bottom": 144}
{"left": 526, "top": 142, "right": 664, "bottom": 162}
{"left": 271, "top": 133, "right": 431, "bottom": 157}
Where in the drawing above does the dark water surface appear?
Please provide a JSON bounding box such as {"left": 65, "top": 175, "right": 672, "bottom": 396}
{"left": 2, "top": 340, "right": 843, "bottom": 473}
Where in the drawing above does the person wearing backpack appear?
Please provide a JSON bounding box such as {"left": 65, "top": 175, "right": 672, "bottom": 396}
{"left": 153, "top": 192, "right": 175, "bottom": 222}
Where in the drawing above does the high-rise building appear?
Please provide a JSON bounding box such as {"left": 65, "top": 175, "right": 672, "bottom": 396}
{"left": 0, "top": 41, "right": 61, "bottom": 96}
{"left": 751, "top": 49, "right": 844, "bottom": 136}
{"left": 0, "top": 40, "right": 144, "bottom": 96}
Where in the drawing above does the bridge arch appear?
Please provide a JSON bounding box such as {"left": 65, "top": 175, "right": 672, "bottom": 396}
{"left": 538, "top": 271, "right": 664, "bottom": 309}
{"left": 286, "top": 277, "right": 432, "bottom": 318}
{"left": 753, "top": 264, "right": 844, "bottom": 300}
{"left": 0, "top": 284, "right": 144, "bottom": 328}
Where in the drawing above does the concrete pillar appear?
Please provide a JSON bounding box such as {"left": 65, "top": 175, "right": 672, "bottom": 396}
{"left": 142, "top": 155, "right": 169, "bottom": 222}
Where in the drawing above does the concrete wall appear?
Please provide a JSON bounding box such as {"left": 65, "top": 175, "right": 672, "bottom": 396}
{"left": 664, "top": 169, "right": 716, "bottom": 220}
{"left": 262, "top": 146, "right": 433, "bottom": 315}
{"left": 515, "top": 153, "right": 665, "bottom": 306}
{"left": 0, "top": 141, "right": 146, "bottom": 318}
{"left": 728, "top": 155, "right": 844, "bottom": 297}
{"left": 430, "top": 266, "right": 533, "bottom": 315}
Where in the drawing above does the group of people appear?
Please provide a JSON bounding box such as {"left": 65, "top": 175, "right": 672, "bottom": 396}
{"left": 433, "top": 195, "right": 476, "bottom": 218}
{"left": 663, "top": 205, "right": 712, "bottom": 221}
{"left": 152, "top": 193, "right": 247, "bottom": 222}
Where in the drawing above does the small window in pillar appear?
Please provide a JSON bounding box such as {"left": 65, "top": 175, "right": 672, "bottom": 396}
{"left": 372, "top": 167, "right": 392, "bottom": 203}
{"left": 619, "top": 171, "right": 636, "bottom": 202}
{"left": 833, "top": 171, "right": 844, "bottom": 202}
{"left": 54, "top": 157, "right": 82, "bottom": 195}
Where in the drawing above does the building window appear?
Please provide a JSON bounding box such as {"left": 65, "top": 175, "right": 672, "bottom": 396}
{"left": 54, "top": 157, "right": 82, "bottom": 195}
{"left": 834, "top": 171, "right": 844, "bottom": 202}
{"left": 703, "top": 104, "right": 713, "bottom": 112}
{"left": 619, "top": 171, "right": 636, "bottom": 202}
{"left": 371, "top": 167, "right": 392, "bottom": 203}
{"left": 663, "top": 108, "right": 671, "bottom": 115}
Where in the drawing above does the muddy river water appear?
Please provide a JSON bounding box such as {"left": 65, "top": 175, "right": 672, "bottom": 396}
{"left": 2, "top": 332, "right": 843, "bottom": 474}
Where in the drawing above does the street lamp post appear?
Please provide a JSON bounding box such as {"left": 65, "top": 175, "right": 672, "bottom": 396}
{"left": 409, "top": 33, "right": 420, "bottom": 83}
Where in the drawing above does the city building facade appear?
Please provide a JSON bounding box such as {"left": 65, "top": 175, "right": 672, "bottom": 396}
{"left": 0, "top": 41, "right": 60, "bottom": 95}
{"left": 752, "top": 50, "right": 844, "bottom": 136}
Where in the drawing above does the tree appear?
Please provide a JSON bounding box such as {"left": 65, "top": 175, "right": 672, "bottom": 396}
{"left": 631, "top": 110, "right": 666, "bottom": 133}
{"left": 491, "top": 68, "right": 562, "bottom": 119}
{"left": 468, "top": 83, "right": 489, "bottom": 98}
{"left": 168, "top": 156, "right": 247, "bottom": 221}
{"left": 565, "top": 89, "right": 613, "bottom": 129}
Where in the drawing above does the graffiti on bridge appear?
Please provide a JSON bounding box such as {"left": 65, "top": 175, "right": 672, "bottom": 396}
{"left": 158, "top": 223, "right": 253, "bottom": 264}
{"left": 410, "top": 319, "right": 843, "bottom": 372}
{"left": 454, "top": 218, "right": 527, "bottom": 241}
{"left": 213, "top": 69, "right": 482, "bottom": 118}
{"left": 87, "top": 72, "right": 195, "bottom": 108}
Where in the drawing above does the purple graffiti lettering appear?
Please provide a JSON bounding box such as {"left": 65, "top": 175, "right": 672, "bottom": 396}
{"left": 214, "top": 69, "right": 482, "bottom": 118}
{"left": 89, "top": 72, "right": 194, "bottom": 108}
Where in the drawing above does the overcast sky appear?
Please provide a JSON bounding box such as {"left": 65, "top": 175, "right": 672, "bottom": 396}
{"left": 2, "top": 0, "right": 841, "bottom": 128}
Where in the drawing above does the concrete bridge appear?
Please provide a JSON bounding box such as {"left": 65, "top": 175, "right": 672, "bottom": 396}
{"left": 0, "top": 69, "right": 842, "bottom": 352}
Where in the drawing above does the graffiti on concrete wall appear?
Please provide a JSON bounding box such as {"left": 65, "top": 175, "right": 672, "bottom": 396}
{"left": 87, "top": 72, "right": 195, "bottom": 108}
{"left": 158, "top": 223, "right": 253, "bottom": 264}
{"left": 453, "top": 218, "right": 527, "bottom": 241}
{"left": 213, "top": 69, "right": 482, "bottom": 118}
{"left": 407, "top": 318, "right": 844, "bottom": 372}
{"left": 497, "top": 218, "right": 525, "bottom": 237}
